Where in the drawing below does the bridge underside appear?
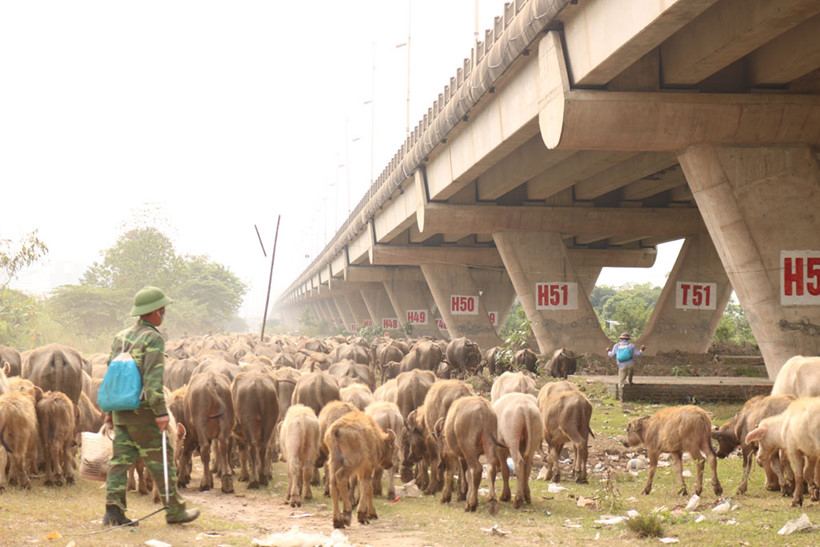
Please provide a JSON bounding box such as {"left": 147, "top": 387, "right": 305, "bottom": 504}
{"left": 276, "top": 0, "right": 820, "bottom": 379}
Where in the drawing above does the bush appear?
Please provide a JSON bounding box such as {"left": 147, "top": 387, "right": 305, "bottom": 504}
{"left": 626, "top": 512, "right": 665, "bottom": 538}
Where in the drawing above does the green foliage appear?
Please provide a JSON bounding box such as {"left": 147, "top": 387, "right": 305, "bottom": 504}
{"left": 47, "top": 227, "right": 247, "bottom": 344}
{"left": 357, "top": 325, "right": 385, "bottom": 343}
{"left": 297, "top": 307, "right": 327, "bottom": 338}
{"left": 670, "top": 365, "right": 693, "bottom": 377}
{"left": 591, "top": 283, "right": 662, "bottom": 339}
{"left": 496, "top": 300, "right": 533, "bottom": 373}
{"left": 0, "top": 289, "right": 42, "bottom": 348}
{"left": 712, "top": 297, "right": 755, "bottom": 345}
{"left": 400, "top": 321, "right": 414, "bottom": 337}
{"left": 626, "top": 512, "right": 665, "bottom": 538}
{"left": 0, "top": 231, "right": 48, "bottom": 290}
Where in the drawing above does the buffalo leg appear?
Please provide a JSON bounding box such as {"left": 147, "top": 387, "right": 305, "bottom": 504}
{"left": 642, "top": 450, "right": 660, "bottom": 495}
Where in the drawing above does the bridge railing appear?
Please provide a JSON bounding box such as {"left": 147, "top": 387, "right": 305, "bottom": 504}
{"left": 280, "top": 0, "right": 573, "bottom": 304}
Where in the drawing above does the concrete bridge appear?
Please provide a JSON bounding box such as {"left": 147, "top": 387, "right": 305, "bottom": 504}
{"left": 273, "top": 0, "right": 820, "bottom": 379}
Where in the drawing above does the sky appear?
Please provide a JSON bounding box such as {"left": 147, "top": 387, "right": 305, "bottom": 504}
{"left": 1, "top": 1, "right": 683, "bottom": 328}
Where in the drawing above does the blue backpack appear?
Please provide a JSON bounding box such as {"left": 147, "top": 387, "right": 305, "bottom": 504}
{"left": 98, "top": 335, "right": 145, "bottom": 412}
{"left": 616, "top": 343, "right": 633, "bottom": 363}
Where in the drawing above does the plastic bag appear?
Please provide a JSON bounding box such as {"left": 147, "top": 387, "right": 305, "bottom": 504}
{"left": 79, "top": 425, "right": 113, "bottom": 481}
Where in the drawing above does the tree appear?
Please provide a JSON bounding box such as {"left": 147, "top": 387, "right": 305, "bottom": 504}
{"left": 595, "top": 283, "right": 662, "bottom": 338}
{"left": 712, "top": 296, "right": 755, "bottom": 345}
{"left": 50, "top": 227, "right": 248, "bottom": 341}
{"left": 1, "top": 231, "right": 48, "bottom": 290}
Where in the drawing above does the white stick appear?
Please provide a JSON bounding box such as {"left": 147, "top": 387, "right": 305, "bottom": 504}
{"left": 161, "top": 429, "right": 170, "bottom": 506}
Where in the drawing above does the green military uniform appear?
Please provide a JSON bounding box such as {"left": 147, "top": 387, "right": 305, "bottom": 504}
{"left": 104, "top": 319, "right": 189, "bottom": 522}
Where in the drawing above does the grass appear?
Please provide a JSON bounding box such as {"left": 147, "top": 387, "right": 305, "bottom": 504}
{"left": 1, "top": 380, "right": 818, "bottom": 546}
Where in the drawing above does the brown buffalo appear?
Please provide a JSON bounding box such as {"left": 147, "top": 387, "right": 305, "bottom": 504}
{"left": 365, "top": 401, "right": 404, "bottom": 499}
{"left": 540, "top": 390, "right": 594, "bottom": 484}
{"left": 445, "top": 337, "right": 482, "bottom": 377}
{"left": 373, "top": 378, "right": 398, "bottom": 404}
{"left": 164, "top": 357, "right": 199, "bottom": 391}
{"left": 420, "top": 379, "right": 476, "bottom": 494}
{"left": 279, "top": 404, "right": 321, "bottom": 507}
{"left": 548, "top": 347, "right": 577, "bottom": 379}
{"left": 536, "top": 380, "right": 578, "bottom": 409}
{"left": 712, "top": 394, "right": 795, "bottom": 494}
{"left": 291, "top": 371, "right": 340, "bottom": 416}
{"left": 36, "top": 391, "right": 77, "bottom": 486}
{"left": 0, "top": 384, "right": 42, "bottom": 489}
{"left": 514, "top": 348, "right": 539, "bottom": 374}
{"left": 22, "top": 343, "right": 84, "bottom": 405}
{"left": 395, "top": 369, "right": 436, "bottom": 420}
{"left": 625, "top": 405, "right": 722, "bottom": 497}
{"left": 490, "top": 371, "right": 537, "bottom": 403}
{"left": 0, "top": 346, "right": 22, "bottom": 377}
{"left": 436, "top": 395, "right": 500, "bottom": 514}
{"left": 399, "top": 340, "right": 442, "bottom": 373}
{"left": 178, "top": 371, "right": 235, "bottom": 493}
{"left": 231, "top": 371, "right": 279, "bottom": 489}
{"left": 340, "top": 383, "right": 373, "bottom": 411}
{"left": 328, "top": 359, "right": 375, "bottom": 390}
{"left": 325, "top": 411, "right": 395, "bottom": 528}
{"left": 493, "top": 393, "right": 542, "bottom": 508}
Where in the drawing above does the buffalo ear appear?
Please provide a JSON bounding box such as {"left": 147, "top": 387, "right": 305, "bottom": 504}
{"left": 177, "top": 422, "right": 187, "bottom": 440}
{"left": 2, "top": 361, "right": 9, "bottom": 376}
{"left": 745, "top": 425, "right": 766, "bottom": 444}
{"left": 433, "top": 417, "right": 445, "bottom": 439}
{"left": 407, "top": 409, "right": 417, "bottom": 428}
{"left": 385, "top": 428, "right": 396, "bottom": 443}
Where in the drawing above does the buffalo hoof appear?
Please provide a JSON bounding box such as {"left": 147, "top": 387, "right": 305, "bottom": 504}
{"left": 576, "top": 477, "right": 588, "bottom": 484}
{"left": 199, "top": 483, "right": 212, "bottom": 492}
{"left": 343, "top": 511, "right": 352, "bottom": 526}
{"left": 248, "top": 481, "right": 260, "bottom": 490}
{"left": 679, "top": 487, "right": 690, "bottom": 497}
{"left": 464, "top": 502, "right": 477, "bottom": 513}
{"left": 333, "top": 517, "right": 346, "bottom": 529}
{"left": 441, "top": 493, "right": 451, "bottom": 504}
{"left": 357, "top": 511, "right": 369, "bottom": 525}
{"left": 488, "top": 499, "right": 499, "bottom": 516}
{"left": 714, "top": 484, "right": 723, "bottom": 496}
{"left": 387, "top": 488, "right": 395, "bottom": 500}
{"left": 641, "top": 487, "right": 652, "bottom": 495}
{"left": 513, "top": 497, "right": 523, "bottom": 509}
{"left": 221, "top": 478, "right": 235, "bottom": 494}
{"left": 44, "top": 479, "right": 54, "bottom": 487}
{"left": 791, "top": 498, "right": 803, "bottom": 508}
{"left": 764, "top": 483, "right": 779, "bottom": 492}
{"left": 499, "top": 491, "right": 511, "bottom": 503}
{"left": 457, "top": 491, "right": 467, "bottom": 502}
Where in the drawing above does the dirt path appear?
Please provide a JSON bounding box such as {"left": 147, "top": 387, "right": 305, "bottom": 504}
{"left": 182, "top": 471, "right": 436, "bottom": 546}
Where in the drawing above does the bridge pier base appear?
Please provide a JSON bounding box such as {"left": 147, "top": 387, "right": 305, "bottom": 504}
{"left": 680, "top": 144, "right": 820, "bottom": 378}
{"left": 638, "top": 232, "right": 732, "bottom": 354}
{"left": 333, "top": 297, "right": 357, "bottom": 333}
{"left": 383, "top": 277, "right": 442, "bottom": 338}
{"left": 321, "top": 299, "right": 343, "bottom": 331}
{"left": 360, "top": 284, "right": 400, "bottom": 334}
{"left": 420, "top": 264, "right": 503, "bottom": 349}
{"left": 310, "top": 301, "right": 330, "bottom": 328}
{"left": 345, "top": 291, "right": 372, "bottom": 332}
{"left": 492, "top": 231, "right": 611, "bottom": 356}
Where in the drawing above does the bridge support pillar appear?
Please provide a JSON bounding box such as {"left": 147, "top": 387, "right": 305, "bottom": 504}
{"left": 309, "top": 301, "right": 330, "bottom": 327}
{"left": 360, "top": 283, "right": 402, "bottom": 335}
{"left": 383, "top": 277, "right": 442, "bottom": 338}
{"left": 680, "top": 144, "right": 820, "bottom": 378}
{"left": 333, "top": 297, "right": 357, "bottom": 333}
{"left": 470, "top": 268, "right": 518, "bottom": 338}
{"left": 420, "top": 264, "right": 503, "bottom": 349}
{"left": 321, "top": 299, "right": 343, "bottom": 331}
{"left": 638, "top": 233, "right": 732, "bottom": 354}
{"left": 345, "top": 291, "right": 372, "bottom": 331}
{"left": 493, "top": 231, "right": 611, "bottom": 355}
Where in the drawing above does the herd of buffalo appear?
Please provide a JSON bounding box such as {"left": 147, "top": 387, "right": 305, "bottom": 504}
{"left": 0, "top": 336, "right": 818, "bottom": 530}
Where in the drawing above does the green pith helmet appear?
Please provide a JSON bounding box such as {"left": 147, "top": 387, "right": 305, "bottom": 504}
{"left": 130, "top": 286, "right": 174, "bottom": 316}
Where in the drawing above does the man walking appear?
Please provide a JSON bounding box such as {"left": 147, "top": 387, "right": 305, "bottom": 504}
{"left": 102, "top": 286, "right": 199, "bottom": 527}
{"left": 607, "top": 332, "right": 646, "bottom": 402}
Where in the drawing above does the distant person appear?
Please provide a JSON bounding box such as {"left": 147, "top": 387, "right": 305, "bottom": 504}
{"left": 102, "top": 286, "right": 199, "bottom": 527}
{"left": 607, "top": 332, "right": 646, "bottom": 402}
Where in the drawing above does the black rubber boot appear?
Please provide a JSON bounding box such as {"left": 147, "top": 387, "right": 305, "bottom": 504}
{"left": 166, "top": 507, "right": 200, "bottom": 524}
{"left": 103, "top": 504, "right": 138, "bottom": 527}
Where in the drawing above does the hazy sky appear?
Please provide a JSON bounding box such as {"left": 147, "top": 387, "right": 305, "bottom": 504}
{"left": 2, "top": 1, "right": 683, "bottom": 326}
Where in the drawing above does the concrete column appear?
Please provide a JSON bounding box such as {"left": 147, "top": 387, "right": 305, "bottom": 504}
{"left": 383, "top": 277, "right": 442, "bottom": 338}
{"left": 679, "top": 144, "right": 820, "bottom": 378}
{"left": 360, "top": 283, "right": 402, "bottom": 334}
{"left": 321, "top": 299, "right": 344, "bottom": 331}
{"left": 333, "top": 296, "right": 358, "bottom": 332}
{"left": 310, "top": 301, "right": 330, "bottom": 327}
{"left": 639, "top": 233, "right": 732, "bottom": 353}
{"left": 575, "top": 267, "right": 603, "bottom": 298}
{"left": 471, "top": 268, "right": 517, "bottom": 335}
{"left": 420, "top": 264, "right": 503, "bottom": 349}
{"left": 345, "top": 291, "right": 373, "bottom": 330}
{"left": 493, "top": 231, "right": 611, "bottom": 355}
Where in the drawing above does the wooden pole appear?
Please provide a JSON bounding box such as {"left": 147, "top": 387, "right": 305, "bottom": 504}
{"left": 260, "top": 215, "right": 281, "bottom": 340}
